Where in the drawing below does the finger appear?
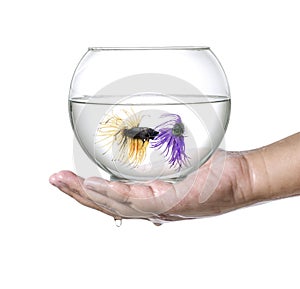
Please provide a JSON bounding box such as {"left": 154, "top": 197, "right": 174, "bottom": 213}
{"left": 49, "top": 171, "right": 115, "bottom": 216}
{"left": 50, "top": 169, "right": 83, "bottom": 189}
{"left": 62, "top": 186, "right": 106, "bottom": 212}
{"left": 88, "top": 177, "right": 178, "bottom": 215}
{"left": 84, "top": 177, "right": 145, "bottom": 203}
{"left": 84, "top": 177, "right": 184, "bottom": 216}
{"left": 84, "top": 187, "right": 151, "bottom": 218}
{"left": 84, "top": 177, "right": 161, "bottom": 202}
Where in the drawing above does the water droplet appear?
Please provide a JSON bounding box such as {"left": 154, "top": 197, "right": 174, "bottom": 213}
{"left": 151, "top": 220, "right": 163, "bottom": 226}
{"left": 114, "top": 217, "right": 122, "bottom": 227}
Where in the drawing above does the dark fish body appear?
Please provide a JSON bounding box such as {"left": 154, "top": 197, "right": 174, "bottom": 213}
{"left": 123, "top": 127, "right": 159, "bottom": 142}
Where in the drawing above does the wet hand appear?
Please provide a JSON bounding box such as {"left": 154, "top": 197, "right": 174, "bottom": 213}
{"left": 49, "top": 151, "right": 253, "bottom": 224}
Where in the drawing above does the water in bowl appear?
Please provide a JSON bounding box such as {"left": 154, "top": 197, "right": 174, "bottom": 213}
{"left": 69, "top": 93, "right": 230, "bottom": 182}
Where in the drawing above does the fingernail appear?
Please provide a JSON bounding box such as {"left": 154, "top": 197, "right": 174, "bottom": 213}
{"left": 49, "top": 174, "right": 65, "bottom": 188}
{"left": 49, "top": 174, "right": 58, "bottom": 186}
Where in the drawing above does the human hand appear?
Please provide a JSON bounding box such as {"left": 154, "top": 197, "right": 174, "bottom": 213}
{"left": 49, "top": 150, "right": 254, "bottom": 224}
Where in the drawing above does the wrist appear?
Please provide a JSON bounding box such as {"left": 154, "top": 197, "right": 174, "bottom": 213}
{"left": 242, "top": 149, "right": 271, "bottom": 202}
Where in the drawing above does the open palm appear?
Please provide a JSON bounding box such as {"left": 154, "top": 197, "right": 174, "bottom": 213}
{"left": 50, "top": 150, "right": 252, "bottom": 224}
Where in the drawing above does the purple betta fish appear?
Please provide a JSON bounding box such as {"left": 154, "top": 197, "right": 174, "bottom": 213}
{"left": 151, "top": 113, "right": 189, "bottom": 169}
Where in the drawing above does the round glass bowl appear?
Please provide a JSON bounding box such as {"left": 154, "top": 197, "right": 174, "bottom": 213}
{"left": 69, "top": 47, "right": 230, "bottom": 182}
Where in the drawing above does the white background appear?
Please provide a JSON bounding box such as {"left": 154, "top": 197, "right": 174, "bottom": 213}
{"left": 1, "top": 1, "right": 299, "bottom": 288}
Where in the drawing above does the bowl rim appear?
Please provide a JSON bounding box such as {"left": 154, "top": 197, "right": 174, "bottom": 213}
{"left": 88, "top": 46, "right": 210, "bottom": 51}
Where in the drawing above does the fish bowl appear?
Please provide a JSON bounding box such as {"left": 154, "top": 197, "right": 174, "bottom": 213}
{"left": 69, "top": 46, "right": 231, "bottom": 182}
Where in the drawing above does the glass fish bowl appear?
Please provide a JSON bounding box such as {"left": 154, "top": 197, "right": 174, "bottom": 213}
{"left": 69, "top": 47, "right": 231, "bottom": 182}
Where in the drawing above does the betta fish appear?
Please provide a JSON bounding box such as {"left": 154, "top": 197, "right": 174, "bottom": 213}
{"left": 96, "top": 109, "right": 158, "bottom": 167}
{"left": 151, "top": 113, "right": 189, "bottom": 169}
